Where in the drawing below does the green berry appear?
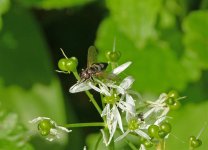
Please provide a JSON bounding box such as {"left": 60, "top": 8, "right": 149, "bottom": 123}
{"left": 168, "top": 90, "right": 179, "bottom": 99}
{"left": 169, "top": 101, "right": 181, "bottom": 110}
{"left": 65, "top": 57, "right": 78, "bottom": 72}
{"left": 160, "top": 122, "right": 172, "bottom": 133}
{"left": 148, "top": 125, "right": 159, "bottom": 138}
{"left": 158, "top": 130, "right": 168, "bottom": 139}
{"left": 166, "top": 97, "right": 175, "bottom": 105}
{"left": 58, "top": 57, "right": 78, "bottom": 72}
{"left": 58, "top": 58, "right": 68, "bottom": 71}
{"left": 143, "top": 140, "right": 153, "bottom": 148}
{"left": 190, "top": 139, "right": 202, "bottom": 148}
{"left": 189, "top": 136, "right": 196, "bottom": 142}
{"left": 140, "top": 137, "right": 146, "bottom": 144}
{"left": 106, "top": 51, "right": 121, "bottom": 62}
{"left": 38, "top": 119, "right": 53, "bottom": 136}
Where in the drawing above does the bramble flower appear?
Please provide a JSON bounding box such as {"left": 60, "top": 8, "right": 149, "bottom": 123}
{"left": 29, "top": 117, "right": 71, "bottom": 141}
{"left": 114, "top": 114, "right": 151, "bottom": 142}
{"left": 69, "top": 61, "right": 132, "bottom": 95}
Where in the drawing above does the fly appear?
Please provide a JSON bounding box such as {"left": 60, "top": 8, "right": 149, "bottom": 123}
{"left": 80, "top": 46, "right": 108, "bottom": 81}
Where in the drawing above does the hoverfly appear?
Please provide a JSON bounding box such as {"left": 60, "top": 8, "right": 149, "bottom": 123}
{"left": 80, "top": 46, "right": 108, "bottom": 81}
{"left": 69, "top": 46, "right": 109, "bottom": 93}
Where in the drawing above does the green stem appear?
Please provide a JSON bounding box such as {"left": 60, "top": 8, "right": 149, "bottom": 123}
{"left": 72, "top": 71, "right": 102, "bottom": 115}
{"left": 64, "top": 122, "right": 105, "bottom": 128}
{"left": 108, "top": 137, "right": 115, "bottom": 150}
{"left": 111, "top": 62, "right": 117, "bottom": 70}
{"left": 157, "top": 139, "right": 165, "bottom": 150}
{"left": 94, "top": 133, "right": 102, "bottom": 150}
{"left": 125, "top": 140, "right": 138, "bottom": 150}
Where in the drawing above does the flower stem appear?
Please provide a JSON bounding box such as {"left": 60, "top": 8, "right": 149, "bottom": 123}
{"left": 108, "top": 137, "right": 115, "bottom": 150}
{"left": 157, "top": 139, "right": 166, "bottom": 150}
{"left": 125, "top": 140, "right": 138, "bottom": 150}
{"left": 64, "top": 122, "right": 105, "bottom": 128}
{"left": 94, "top": 133, "right": 102, "bottom": 150}
{"left": 72, "top": 71, "right": 102, "bottom": 115}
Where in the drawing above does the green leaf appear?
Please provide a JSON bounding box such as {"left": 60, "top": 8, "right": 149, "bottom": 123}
{"left": 0, "top": 0, "right": 10, "bottom": 14}
{"left": 0, "top": 0, "right": 10, "bottom": 31}
{"left": 0, "top": 5, "right": 53, "bottom": 88}
{"left": 18, "top": 0, "right": 93, "bottom": 9}
{"left": 106, "top": 0, "right": 162, "bottom": 48}
{"left": 167, "top": 101, "right": 208, "bottom": 150}
{"left": 96, "top": 17, "right": 187, "bottom": 93}
{"left": 183, "top": 10, "right": 208, "bottom": 70}
{"left": 0, "top": 5, "right": 81, "bottom": 149}
{"left": 0, "top": 110, "right": 35, "bottom": 150}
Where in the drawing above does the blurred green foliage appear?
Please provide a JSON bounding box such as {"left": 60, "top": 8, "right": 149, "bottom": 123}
{"left": 0, "top": 0, "right": 208, "bottom": 149}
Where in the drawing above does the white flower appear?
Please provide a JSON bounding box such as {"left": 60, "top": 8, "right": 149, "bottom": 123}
{"left": 106, "top": 76, "right": 138, "bottom": 115}
{"left": 29, "top": 117, "right": 71, "bottom": 141}
{"left": 101, "top": 104, "right": 123, "bottom": 146}
{"left": 100, "top": 76, "right": 138, "bottom": 145}
{"left": 114, "top": 114, "right": 151, "bottom": 142}
{"left": 69, "top": 61, "right": 132, "bottom": 94}
{"left": 140, "top": 144, "right": 146, "bottom": 150}
{"left": 143, "top": 93, "right": 169, "bottom": 119}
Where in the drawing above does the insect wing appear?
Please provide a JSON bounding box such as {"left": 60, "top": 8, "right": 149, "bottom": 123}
{"left": 87, "top": 46, "right": 98, "bottom": 67}
{"left": 91, "top": 63, "right": 108, "bottom": 71}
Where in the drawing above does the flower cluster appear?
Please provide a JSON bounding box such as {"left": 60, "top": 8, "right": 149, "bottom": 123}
{"left": 69, "top": 60, "right": 182, "bottom": 148}
{"left": 29, "top": 46, "right": 189, "bottom": 150}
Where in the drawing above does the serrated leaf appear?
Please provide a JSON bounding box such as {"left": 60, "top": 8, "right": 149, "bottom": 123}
{"left": 106, "top": 0, "right": 162, "bottom": 48}
{"left": 18, "top": 0, "right": 93, "bottom": 9}
{"left": 96, "top": 17, "right": 187, "bottom": 93}
{"left": 167, "top": 101, "right": 208, "bottom": 150}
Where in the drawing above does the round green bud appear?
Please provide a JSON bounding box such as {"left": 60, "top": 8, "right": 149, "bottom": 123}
{"left": 166, "top": 97, "right": 175, "bottom": 105}
{"left": 38, "top": 119, "right": 53, "bottom": 136}
{"left": 168, "top": 90, "right": 179, "bottom": 99}
{"left": 158, "top": 130, "right": 168, "bottom": 139}
{"left": 65, "top": 57, "right": 78, "bottom": 72}
{"left": 190, "top": 139, "right": 202, "bottom": 148}
{"left": 143, "top": 140, "right": 153, "bottom": 148}
{"left": 148, "top": 125, "right": 159, "bottom": 138}
{"left": 58, "top": 57, "right": 78, "bottom": 72}
{"left": 140, "top": 137, "right": 146, "bottom": 144}
{"left": 160, "top": 122, "right": 172, "bottom": 133}
{"left": 189, "top": 136, "right": 196, "bottom": 142}
{"left": 169, "top": 101, "right": 181, "bottom": 110}
{"left": 58, "top": 58, "right": 68, "bottom": 71}
{"left": 106, "top": 51, "right": 121, "bottom": 62}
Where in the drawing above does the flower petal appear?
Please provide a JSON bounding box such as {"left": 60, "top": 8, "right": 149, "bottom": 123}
{"left": 135, "top": 129, "right": 151, "bottom": 140}
{"left": 143, "top": 107, "right": 155, "bottom": 119}
{"left": 119, "top": 76, "right": 134, "bottom": 90}
{"left": 113, "top": 106, "right": 123, "bottom": 132}
{"left": 88, "top": 82, "right": 102, "bottom": 93}
{"left": 69, "top": 82, "right": 91, "bottom": 93}
{"left": 126, "top": 94, "right": 135, "bottom": 106}
{"left": 112, "top": 61, "right": 132, "bottom": 75}
{"left": 101, "top": 104, "right": 110, "bottom": 117}
{"left": 100, "top": 129, "right": 108, "bottom": 146}
{"left": 29, "top": 117, "right": 50, "bottom": 123}
{"left": 56, "top": 126, "right": 72, "bottom": 133}
{"left": 114, "top": 130, "right": 130, "bottom": 142}
{"left": 139, "top": 144, "right": 146, "bottom": 150}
